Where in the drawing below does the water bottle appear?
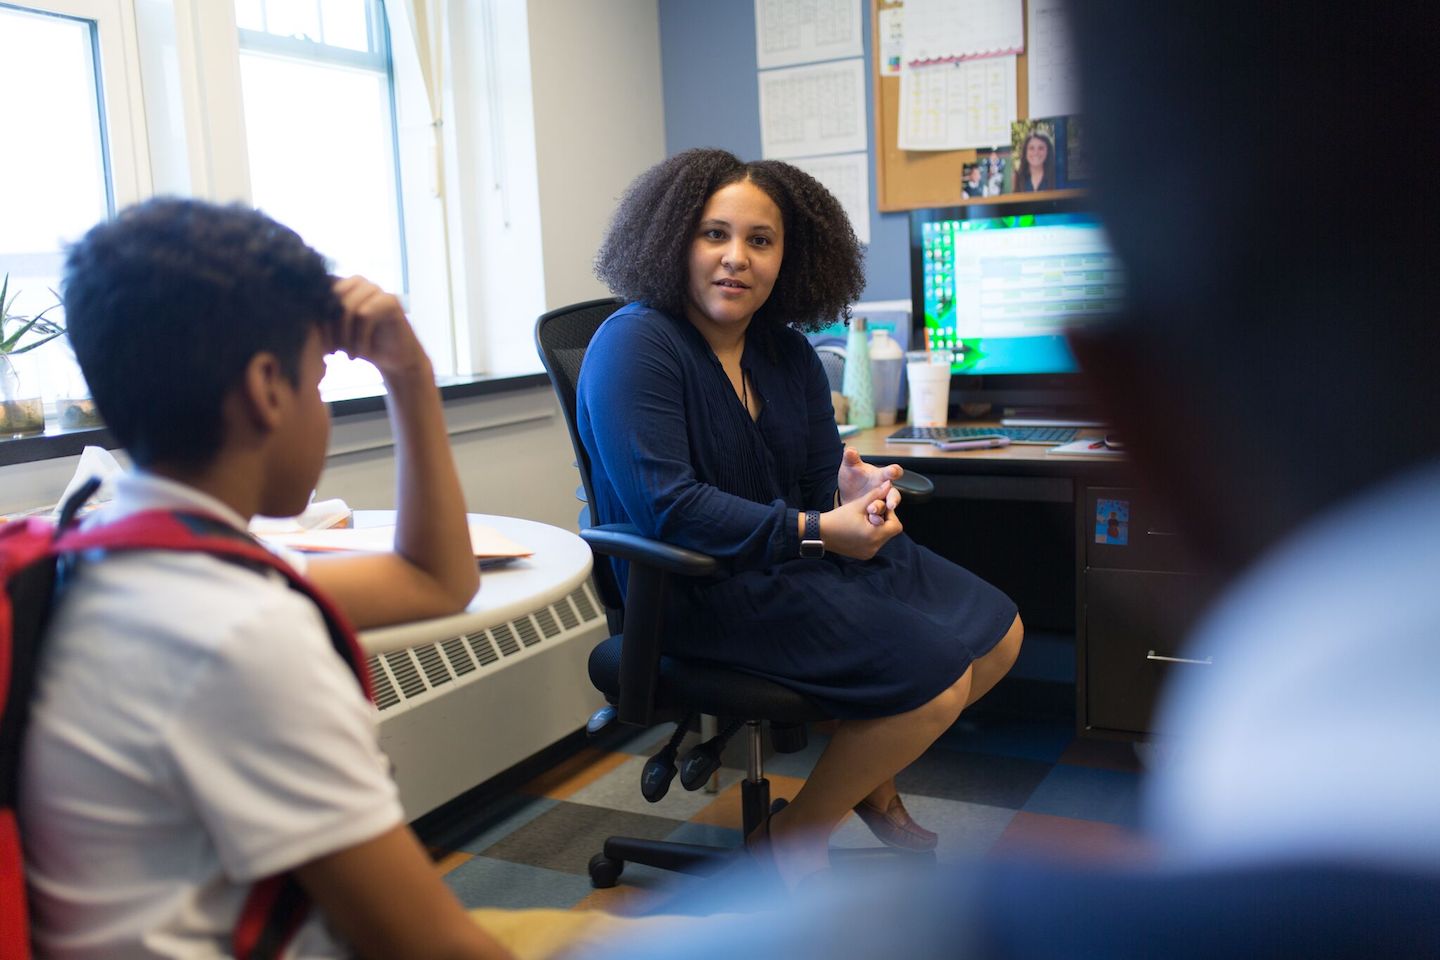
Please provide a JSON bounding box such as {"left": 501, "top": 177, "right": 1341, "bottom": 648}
{"left": 868, "top": 328, "right": 904, "bottom": 426}
{"left": 842, "top": 317, "right": 874, "bottom": 429}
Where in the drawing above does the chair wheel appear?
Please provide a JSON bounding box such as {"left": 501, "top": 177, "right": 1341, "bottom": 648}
{"left": 588, "top": 853, "right": 623, "bottom": 889}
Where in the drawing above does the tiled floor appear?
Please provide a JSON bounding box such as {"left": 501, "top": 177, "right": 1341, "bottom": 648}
{"left": 427, "top": 705, "right": 1152, "bottom": 916}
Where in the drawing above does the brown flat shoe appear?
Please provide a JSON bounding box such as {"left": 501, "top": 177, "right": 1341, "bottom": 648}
{"left": 853, "top": 795, "right": 938, "bottom": 851}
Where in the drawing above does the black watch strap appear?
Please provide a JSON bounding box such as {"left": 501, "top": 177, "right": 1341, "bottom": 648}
{"left": 800, "top": 510, "right": 824, "bottom": 558}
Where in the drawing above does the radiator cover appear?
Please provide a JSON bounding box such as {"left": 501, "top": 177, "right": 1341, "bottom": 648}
{"left": 367, "top": 582, "right": 608, "bottom": 817}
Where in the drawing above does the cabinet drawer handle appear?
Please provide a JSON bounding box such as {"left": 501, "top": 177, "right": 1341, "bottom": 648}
{"left": 1146, "top": 650, "right": 1213, "bottom": 666}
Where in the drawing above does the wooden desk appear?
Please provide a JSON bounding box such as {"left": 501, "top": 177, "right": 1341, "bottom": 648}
{"left": 845, "top": 424, "right": 1203, "bottom": 740}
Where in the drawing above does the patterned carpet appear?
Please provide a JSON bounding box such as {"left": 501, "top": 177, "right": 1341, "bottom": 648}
{"left": 421, "top": 692, "right": 1152, "bottom": 916}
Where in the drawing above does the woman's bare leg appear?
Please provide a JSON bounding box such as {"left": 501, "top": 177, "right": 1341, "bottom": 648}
{"left": 856, "top": 614, "right": 1024, "bottom": 810}
{"left": 964, "top": 614, "right": 1024, "bottom": 708}
{"left": 763, "top": 669, "right": 973, "bottom": 887}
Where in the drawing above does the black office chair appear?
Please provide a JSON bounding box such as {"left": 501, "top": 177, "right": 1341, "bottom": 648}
{"left": 535, "top": 298, "right": 930, "bottom": 888}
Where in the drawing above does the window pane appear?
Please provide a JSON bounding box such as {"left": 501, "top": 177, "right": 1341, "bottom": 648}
{"left": 240, "top": 55, "right": 403, "bottom": 291}
{"left": 0, "top": 6, "right": 111, "bottom": 409}
{"left": 319, "top": 0, "right": 371, "bottom": 52}
{"left": 239, "top": 51, "right": 403, "bottom": 393}
{"left": 0, "top": 8, "right": 109, "bottom": 253}
{"left": 261, "top": 0, "right": 320, "bottom": 41}
{"left": 235, "top": 0, "right": 266, "bottom": 32}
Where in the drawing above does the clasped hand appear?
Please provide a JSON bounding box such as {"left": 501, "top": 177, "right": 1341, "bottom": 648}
{"left": 823, "top": 449, "right": 905, "bottom": 560}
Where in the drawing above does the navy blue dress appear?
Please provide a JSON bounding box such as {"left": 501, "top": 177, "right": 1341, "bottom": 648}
{"left": 576, "top": 302, "right": 1016, "bottom": 719}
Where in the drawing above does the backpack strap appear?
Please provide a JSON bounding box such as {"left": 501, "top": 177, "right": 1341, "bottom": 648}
{"left": 0, "top": 518, "right": 68, "bottom": 960}
{"left": 50, "top": 510, "right": 374, "bottom": 959}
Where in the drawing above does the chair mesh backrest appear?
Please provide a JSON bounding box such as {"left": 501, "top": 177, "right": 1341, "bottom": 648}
{"left": 534, "top": 298, "right": 625, "bottom": 606}
{"left": 815, "top": 344, "right": 846, "bottom": 393}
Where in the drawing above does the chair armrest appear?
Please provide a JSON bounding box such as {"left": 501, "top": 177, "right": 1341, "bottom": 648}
{"left": 581, "top": 524, "right": 719, "bottom": 577}
{"left": 894, "top": 471, "right": 934, "bottom": 504}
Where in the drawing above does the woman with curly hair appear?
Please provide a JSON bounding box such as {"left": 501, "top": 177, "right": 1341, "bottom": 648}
{"left": 578, "top": 148, "right": 1023, "bottom": 887}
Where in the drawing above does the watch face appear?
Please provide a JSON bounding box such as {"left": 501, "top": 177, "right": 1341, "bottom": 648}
{"left": 800, "top": 540, "right": 825, "bottom": 559}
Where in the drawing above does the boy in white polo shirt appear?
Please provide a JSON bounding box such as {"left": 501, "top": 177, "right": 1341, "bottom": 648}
{"left": 19, "top": 198, "right": 510, "bottom": 958}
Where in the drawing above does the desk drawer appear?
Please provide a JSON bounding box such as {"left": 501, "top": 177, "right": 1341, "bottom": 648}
{"left": 1084, "top": 568, "right": 1211, "bottom": 735}
{"left": 1086, "top": 486, "right": 1193, "bottom": 573}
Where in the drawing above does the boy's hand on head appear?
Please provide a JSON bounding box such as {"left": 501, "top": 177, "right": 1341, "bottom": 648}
{"left": 331, "top": 276, "right": 431, "bottom": 380}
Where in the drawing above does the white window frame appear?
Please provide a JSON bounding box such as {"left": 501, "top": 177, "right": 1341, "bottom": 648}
{"left": 2, "top": 0, "right": 152, "bottom": 248}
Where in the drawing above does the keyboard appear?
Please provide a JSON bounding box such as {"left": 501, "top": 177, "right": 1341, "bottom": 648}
{"left": 885, "top": 425, "right": 1080, "bottom": 445}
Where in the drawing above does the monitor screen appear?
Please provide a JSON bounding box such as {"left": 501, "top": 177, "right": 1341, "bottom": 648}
{"left": 911, "top": 200, "right": 1125, "bottom": 388}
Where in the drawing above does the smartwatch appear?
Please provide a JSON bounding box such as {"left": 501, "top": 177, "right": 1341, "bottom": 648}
{"left": 800, "top": 510, "right": 825, "bottom": 559}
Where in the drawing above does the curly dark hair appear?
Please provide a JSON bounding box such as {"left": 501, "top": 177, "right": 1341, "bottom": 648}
{"left": 594, "top": 148, "right": 865, "bottom": 333}
{"left": 63, "top": 198, "right": 340, "bottom": 469}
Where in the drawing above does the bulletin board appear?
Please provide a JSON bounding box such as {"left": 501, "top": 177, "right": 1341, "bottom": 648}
{"left": 871, "top": 0, "right": 1083, "bottom": 212}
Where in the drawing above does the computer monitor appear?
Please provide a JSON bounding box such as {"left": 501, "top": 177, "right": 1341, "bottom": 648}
{"left": 910, "top": 198, "right": 1125, "bottom": 412}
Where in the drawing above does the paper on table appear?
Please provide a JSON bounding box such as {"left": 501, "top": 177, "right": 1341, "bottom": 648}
{"left": 754, "top": 0, "right": 862, "bottom": 70}
{"left": 1047, "top": 438, "right": 1125, "bottom": 458}
{"left": 258, "top": 520, "right": 533, "bottom": 559}
{"left": 898, "top": 57, "right": 1016, "bottom": 151}
{"left": 759, "top": 59, "right": 868, "bottom": 160}
{"left": 249, "top": 498, "right": 352, "bottom": 536}
{"left": 901, "top": 0, "right": 1023, "bottom": 66}
{"left": 1025, "top": 0, "right": 1080, "bottom": 119}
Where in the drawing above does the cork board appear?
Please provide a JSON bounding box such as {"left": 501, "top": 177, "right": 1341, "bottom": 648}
{"left": 872, "top": 0, "right": 1082, "bottom": 212}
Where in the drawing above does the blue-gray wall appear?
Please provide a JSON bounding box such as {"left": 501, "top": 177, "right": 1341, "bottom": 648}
{"left": 658, "top": 0, "right": 912, "bottom": 303}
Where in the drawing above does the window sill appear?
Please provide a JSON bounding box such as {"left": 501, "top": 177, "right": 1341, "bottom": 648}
{"left": 0, "top": 372, "right": 551, "bottom": 469}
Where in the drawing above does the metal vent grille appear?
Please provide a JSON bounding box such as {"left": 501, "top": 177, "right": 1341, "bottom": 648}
{"left": 491, "top": 624, "right": 520, "bottom": 656}
{"left": 441, "top": 636, "right": 476, "bottom": 675}
{"left": 534, "top": 607, "right": 560, "bottom": 638}
{"left": 569, "top": 586, "right": 597, "bottom": 622}
{"left": 415, "top": 645, "right": 451, "bottom": 688}
{"left": 555, "top": 596, "right": 580, "bottom": 630}
{"left": 469, "top": 633, "right": 499, "bottom": 665}
{"left": 384, "top": 650, "right": 426, "bottom": 698}
{"left": 368, "top": 657, "right": 400, "bottom": 710}
{"left": 368, "top": 581, "right": 608, "bottom": 712}
{"left": 515, "top": 616, "right": 541, "bottom": 647}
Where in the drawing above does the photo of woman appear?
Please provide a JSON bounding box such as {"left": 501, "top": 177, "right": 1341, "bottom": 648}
{"left": 1009, "top": 119, "right": 1058, "bottom": 193}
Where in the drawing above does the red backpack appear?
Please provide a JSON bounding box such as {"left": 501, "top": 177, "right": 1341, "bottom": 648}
{"left": 0, "top": 482, "right": 372, "bottom": 959}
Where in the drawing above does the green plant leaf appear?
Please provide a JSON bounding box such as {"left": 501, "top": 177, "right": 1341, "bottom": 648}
{"left": 0, "top": 280, "right": 66, "bottom": 354}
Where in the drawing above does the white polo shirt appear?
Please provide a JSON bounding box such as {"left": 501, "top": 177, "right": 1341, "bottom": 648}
{"left": 20, "top": 472, "right": 403, "bottom": 959}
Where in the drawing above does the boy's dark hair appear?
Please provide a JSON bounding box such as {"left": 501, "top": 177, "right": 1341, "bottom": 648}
{"left": 63, "top": 199, "right": 340, "bottom": 469}
{"left": 594, "top": 148, "right": 866, "bottom": 333}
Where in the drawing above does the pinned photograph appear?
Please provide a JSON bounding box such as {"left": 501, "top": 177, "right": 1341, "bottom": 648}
{"left": 1061, "top": 117, "right": 1090, "bottom": 186}
{"left": 967, "top": 148, "right": 1010, "bottom": 198}
{"left": 1095, "top": 498, "right": 1130, "bottom": 545}
{"left": 962, "top": 162, "right": 985, "bottom": 198}
{"left": 1008, "top": 118, "right": 1059, "bottom": 193}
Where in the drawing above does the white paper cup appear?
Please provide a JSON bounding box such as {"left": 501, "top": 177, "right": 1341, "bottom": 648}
{"left": 905, "top": 350, "right": 953, "bottom": 427}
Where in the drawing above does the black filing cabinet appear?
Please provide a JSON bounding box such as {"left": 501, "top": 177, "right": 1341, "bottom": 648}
{"left": 1078, "top": 485, "right": 1214, "bottom": 738}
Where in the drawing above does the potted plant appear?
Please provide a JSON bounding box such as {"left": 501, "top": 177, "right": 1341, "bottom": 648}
{"left": 1, "top": 273, "right": 65, "bottom": 436}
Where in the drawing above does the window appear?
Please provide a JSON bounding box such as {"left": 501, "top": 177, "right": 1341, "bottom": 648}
{"left": 235, "top": 0, "right": 406, "bottom": 394}
{"left": 0, "top": 0, "right": 147, "bottom": 408}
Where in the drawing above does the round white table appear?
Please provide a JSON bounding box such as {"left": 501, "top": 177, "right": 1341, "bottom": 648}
{"left": 353, "top": 512, "right": 594, "bottom": 656}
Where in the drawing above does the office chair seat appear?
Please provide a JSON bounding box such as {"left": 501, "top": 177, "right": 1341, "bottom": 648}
{"left": 588, "top": 635, "right": 830, "bottom": 725}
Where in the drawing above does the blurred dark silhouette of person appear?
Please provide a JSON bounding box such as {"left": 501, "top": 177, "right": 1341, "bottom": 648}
{"left": 1012, "top": 132, "right": 1055, "bottom": 192}
{"left": 583, "top": 1, "right": 1440, "bottom": 957}
{"left": 1065, "top": 0, "right": 1440, "bottom": 876}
